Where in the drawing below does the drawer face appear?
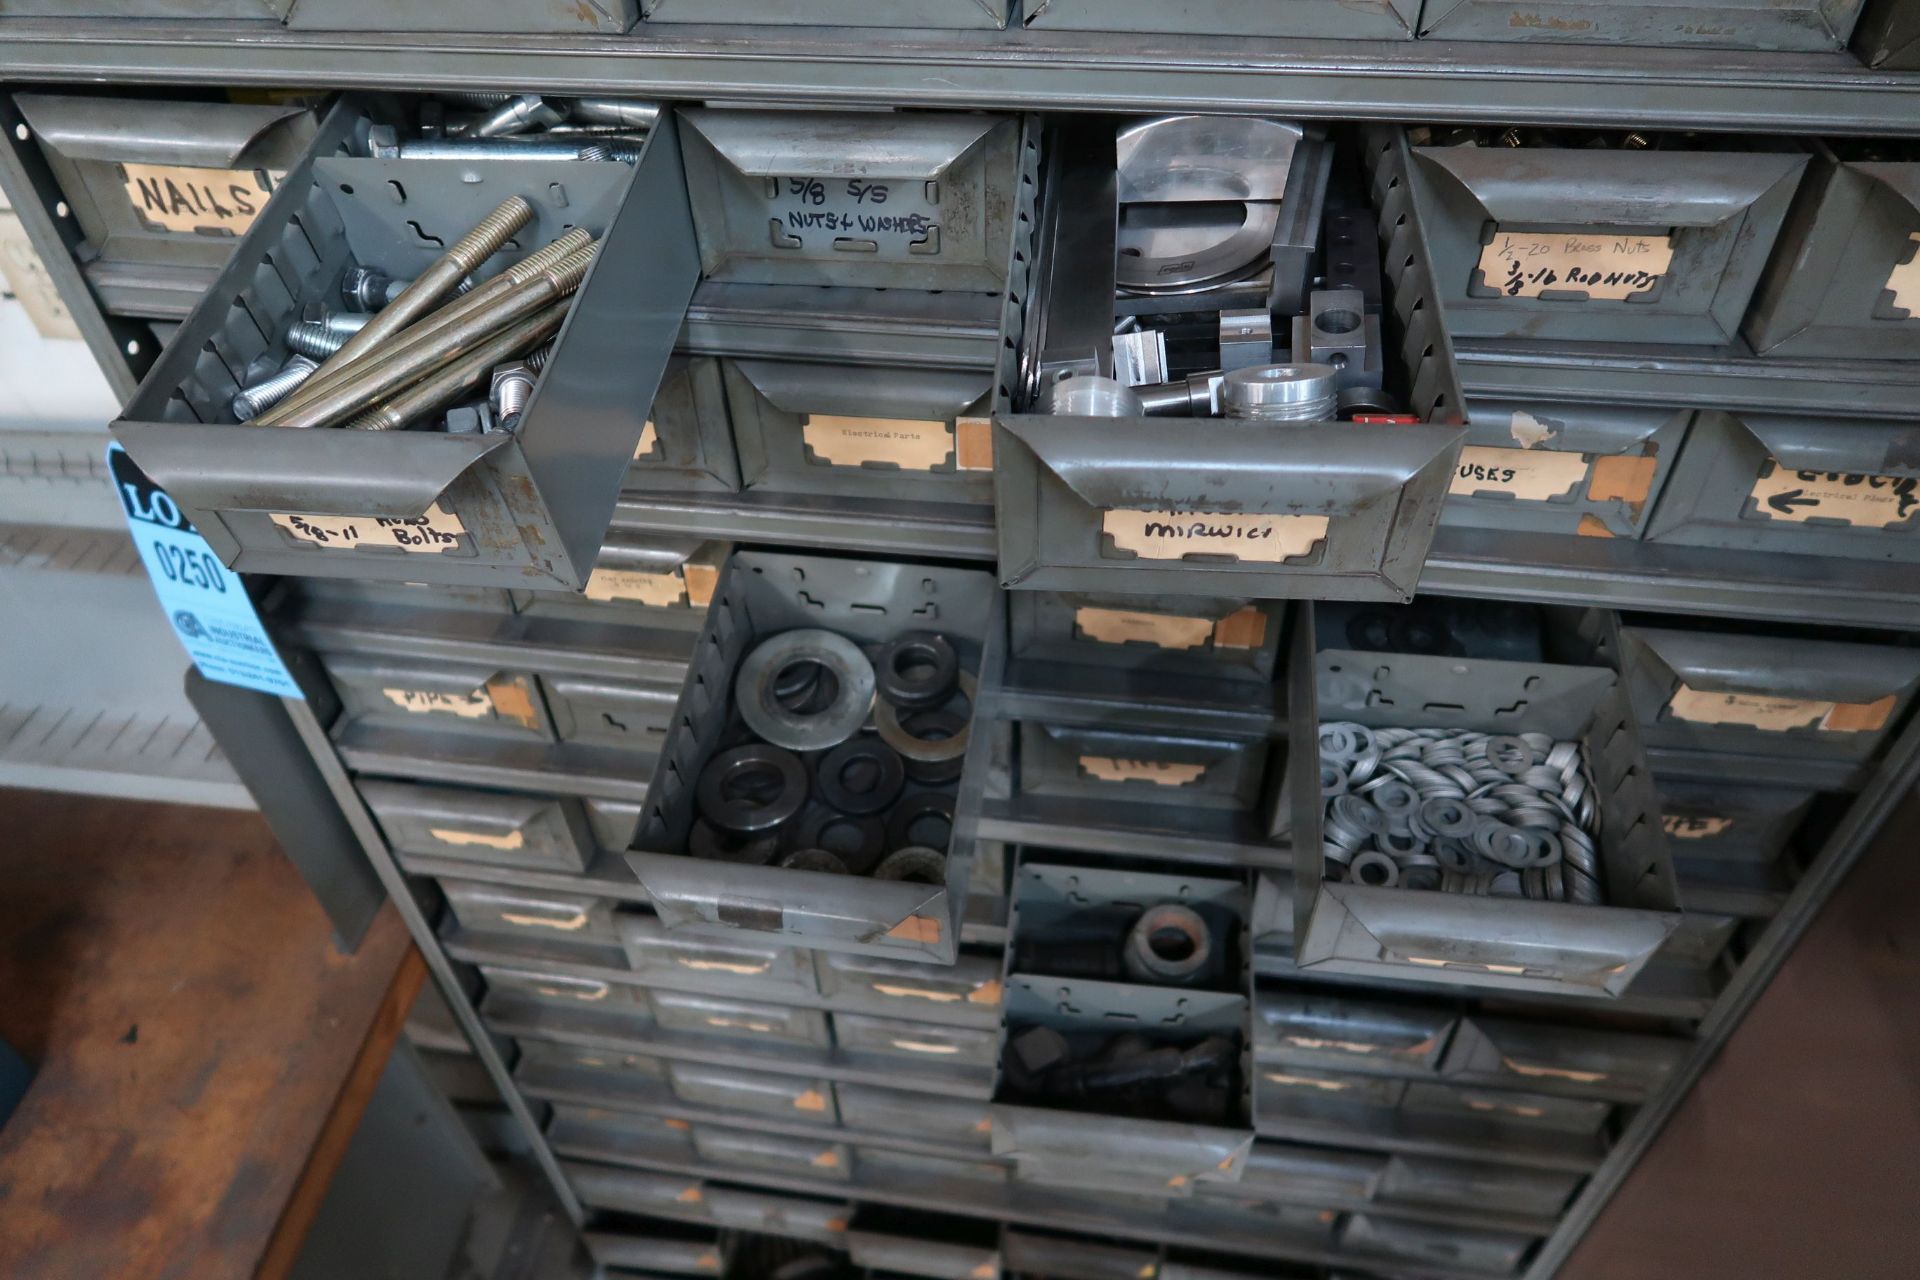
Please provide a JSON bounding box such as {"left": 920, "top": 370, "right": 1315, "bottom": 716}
{"left": 1009, "top": 590, "right": 1284, "bottom": 683}
{"left": 567, "top": 1163, "right": 709, "bottom": 1218}
{"left": 847, "top": 1226, "right": 1000, "bottom": 1280}
{"left": 692, "top": 1123, "right": 853, "bottom": 1182}
{"left": 540, "top": 674, "right": 678, "bottom": 751}
{"left": 1339, "top": 1212, "right": 1532, "bottom": 1275}
{"left": 1001, "top": 1230, "right": 1161, "bottom": 1280}
{"left": 814, "top": 950, "right": 1002, "bottom": 1022}
{"left": 324, "top": 654, "right": 553, "bottom": 741}
{"left": 518, "top": 1038, "right": 667, "bottom": 1080}
{"left": 583, "top": 1231, "right": 724, "bottom": 1276}
{"left": 667, "top": 1060, "right": 838, "bottom": 1123}
{"left": 1417, "top": 0, "right": 1864, "bottom": 51}
{"left": 585, "top": 797, "right": 646, "bottom": 854}
{"left": 622, "top": 914, "right": 817, "bottom": 996}
{"left": 1441, "top": 1017, "right": 1685, "bottom": 1101}
{"left": 834, "top": 1083, "right": 995, "bottom": 1150}
{"left": 358, "top": 779, "right": 591, "bottom": 871}
{"left": 1233, "top": 1141, "right": 1387, "bottom": 1203}
{"left": 643, "top": 0, "right": 1009, "bottom": 28}
{"left": 1024, "top": 0, "right": 1418, "bottom": 39}
{"left": 1379, "top": 1153, "right": 1582, "bottom": 1218}
{"left": 479, "top": 965, "right": 631, "bottom": 1010}
{"left": 702, "top": 1186, "right": 851, "bottom": 1243}
{"left": 854, "top": 1144, "right": 1010, "bottom": 1186}
{"left": 831, "top": 1011, "right": 1001, "bottom": 1069}
{"left": 1019, "top": 722, "right": 1268, "bottom": 811}
{"left": 441, "top": 879, "right": 614, "bottom": 942}
{"left": 1256, "top": 1065, "right": 1409, "bottom": 1109}
{"left": 1254, "top": 992, "right": 1458, "bottom": 1077}
{"left": 646, "top": 988, "right": 832, "bottom": 1048}
{"left": 1400, "top": 1082, "right": 1613, "bottom": 1136}
{"left": 1655, "top": 777, "right": 1813, "bottom": 864}
{"left": 626, "top": 354, "right": 743, "bottom": 494}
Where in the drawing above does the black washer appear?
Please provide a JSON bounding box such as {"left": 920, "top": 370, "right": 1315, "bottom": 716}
{"left": 898, "top": 709, "right": 969, "bottom": 784}
{"left": 688, "top": 818, "right": 781, "bottom": 865}
{"left": 696, "top": 743, "right": 808, "bottom": 835}
{"left": 789, "top": 805, "right": 888, "bottom": 876}
{"left": 874, "top": 631, "right": 960, "bottom": 710}
{"left": 885, "top": 790, "right": 956, "bottom": 852}
{"left": 814, "top": 738, "right": 908, "bottom": 816}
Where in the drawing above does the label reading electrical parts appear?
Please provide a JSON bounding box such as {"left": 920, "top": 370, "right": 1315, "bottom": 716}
{"left": 119, "top": 162, "right": 280, "bottom": 236}
{"left": 1666, "top": 684, "right": 1897, "bottom": 734}
{"left": 802, "top": 415, "right": 953, "bottom": 470}
{"left": 1102, "top": 510, "right": 1330, "bottom": 562}
{"left": 1477, "top": 229, "right": 1674, "bottom": 300}
{"left": 1747, "top": 464, "right": 1919, "bottom": 528}
{"left": 107, "top": 442, "right": 302, "bottom": 700}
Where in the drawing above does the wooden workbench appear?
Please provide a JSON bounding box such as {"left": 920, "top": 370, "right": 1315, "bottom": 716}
{"left": 0, "top": 788, "right": 420, "bottom": 1280}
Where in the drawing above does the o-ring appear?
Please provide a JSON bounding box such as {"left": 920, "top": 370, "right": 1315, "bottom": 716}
{"left": 696, "top": 744, "right": 808, "bottom": 835}
{"left": 872, "top": 846, "right": 948, "bottom": 885}
{"left": 885, "top": 790, "right": 956, "bottom": 853}
{"left": 814, "top": 738, "right": 907, "bottom": 816}
{"left": 874, "top": 631, "right": 960, "bottom": 711}
{"left": 736, "top": 629, "right": 875, "bottom": 752}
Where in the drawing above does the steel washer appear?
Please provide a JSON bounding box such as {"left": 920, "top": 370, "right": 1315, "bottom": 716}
{"left": 736, "top": 628, "right": 876, "bottom": 752}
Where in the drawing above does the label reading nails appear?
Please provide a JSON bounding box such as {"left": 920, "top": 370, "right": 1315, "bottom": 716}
{"left": 272, "top": 502, "right": 467, "bottom": 552}
{"left": 119, "top": 162, "right": 278, "bottom": 236}
{"left": 1102, "top": 509, "right": 1328, "bottom": 562}
{"left": 1476, "top": 229, "right": 1674, "bottom": 301}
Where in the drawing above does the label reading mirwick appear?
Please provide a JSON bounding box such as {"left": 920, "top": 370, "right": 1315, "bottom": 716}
{"left": 107, "top": 442, "right": 301, "bottom": 699}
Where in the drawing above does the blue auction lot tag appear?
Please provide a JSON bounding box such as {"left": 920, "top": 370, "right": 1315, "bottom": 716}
{"left": 107, "top": 441, "right": 303, "bottom": 700}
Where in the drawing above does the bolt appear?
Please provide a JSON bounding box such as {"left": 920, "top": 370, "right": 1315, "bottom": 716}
{"left": 231, "top": 354, "right": 320, "bottom": 421}
{"left": 375, "top": 138, "right": 641, "bottom": 163}
{"left": 473, "top": 94, "right": 568, "bottom": 139}
{"left": 440, "top": 90, "right": 518, "bottom": 109}
{"left": 286, "top": 321, "right": 347, "bottom": 359}
{"left": 342, "top": 266, "right": 475, "bottom": 313}
{"left": 568, "top": 98, "right": 661, "bottom": 130}
{"left": 490, "top": 360, "right": 537, "bottom": 428}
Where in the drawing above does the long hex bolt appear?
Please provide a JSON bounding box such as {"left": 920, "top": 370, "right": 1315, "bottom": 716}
{"left": 230, "top": 355, "right": 319, "bottom": 422}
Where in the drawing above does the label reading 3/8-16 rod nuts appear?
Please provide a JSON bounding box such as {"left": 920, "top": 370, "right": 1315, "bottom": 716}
{"left": 1476, "top": 229, "right": 1674, "bottom": 301}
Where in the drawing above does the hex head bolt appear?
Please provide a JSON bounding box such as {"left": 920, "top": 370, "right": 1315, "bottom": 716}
{"left": 344, "top": 301, "right": 570, "bottom": 433}
{"left": 230, "top": 354, "right": 319, "bottom": 421}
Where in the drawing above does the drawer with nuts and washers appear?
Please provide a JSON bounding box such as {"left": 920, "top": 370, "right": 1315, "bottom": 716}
{"left": 1291, "top": 597, "right": 1683, "bottom": 1000}
{"left": 990, "top": 858, "right": 1255, "bottom": 1198}
{"left": 626, "top": 549, "right": 1002, "bottom": 965}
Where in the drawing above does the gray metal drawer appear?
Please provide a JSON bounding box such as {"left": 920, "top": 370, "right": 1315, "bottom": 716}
{"left": 721, "top": 357, "right": 994, "bottom": 505}
{"left": 832, "top": 1012, "right": 1000, "bottom": 1071}
{"left": 441, "top": 879, "right": 615, "bottom": 942}
{"left": 582, "top": 1229, "right": 723, "bottom": 1277}
{"left": 1339, "top": 1212, "right": 1534, "bottom": 1276}
{"left": 678, "top": 108, "right": 1023, "bottom": 292}
{"left": 517, "top": 1037, "right": 667, "bottom": 1081}
{"left": 565, "top": 1162, "right": 709, "bottom": 1220}
{"left": 1400, "top": 1081, "right": 1613, "bottom": 1137}
{"left": 1227, "top": 1141, "right": 1387, "bottom": 1204}
{"left": 625, "top": 356, "right": 743, "bottom": 496}
{"left": 1255, "top": 1065, "right": 1409, "bottom": 1110}
{"left": 1379, "top": 1153, "right": 1582, "bottom": 1218}
{"left": 1645, "top": 409, "right": 1920, "bottom": 562}
{"left": 1009, "top": 591, "right": 1285, "bottom": 684}
{"left": 834, "top": 1083, "right": 995, "bottom": 1151}
{"left": 1623, "top": 625, "right": 1920, "bottom": 767}
{"left": 621, "top": 914, "right": 818, "bottom": 998}
{"left": 1856, "top": 0, "right": 1920, "bottom": 67}
{"left": 846, "top": 1212, "right": 1002, "bottom": 1280}
{"left": 322, "top": 653, "right": 553, "bottom": 743}
{"left": 691, "top": 1123, "right": 853, "bottom": 1182}
{"left": 702, "top": 1185, "right": 851, "bottom": 1244}
{"left": 518, "top": 533, "right": 728, "bottom": 623}
{"left": 358, "top": 779, "right": 591, "bottom": 872}
{"left": 1001, "top": 1229, "right": 1162, "bottom": 1280}
{"left": 1440, "top": 1017, "right": 1686, "bottom": 1101}
{"left": 1024, "top": 0, "right": 1415, "bottom": 37}
{"left": 1018, "top": 723, "right": 1268, "bottom": 812}
{"left": 1409, "top": 140, "right": 1807, "bottom": 345}
{"left": 16, "top": 93, "right": 316, "bottom": 319}
{"left": 1419, "top": 0, "right": 1864, "bottom": 50}
{"left": 666, "top": 1060, "right": 838, "bottom": 1123}
{"left": 813, "top": 950, "right": 1003, "bottom": 1027}
{"left": 585, "top": 798, "right": 646, "bottom": 855}
{"left": 1655, "top": 777, "right": 1815, "bottom": 864}
{"left": 1253, "top": 991, "right": 1458, "bottom": 1078}
{"left": 646, "top": 988, "right": 831, "bottom": 1049}
{"left": 643, "top": 0, "right": 1008, "bottom": 27}
{"left": 289, "top": 1, "right": 636, "bottom": 30}
{"left": 854, "top": 1144, "right": 1010, "bottom": 1186}
{"left": 539, "top": 674, "right": 677, "bottom": 751}
{"left": 478, "top": 964, "right": 634, "bottom": 1010}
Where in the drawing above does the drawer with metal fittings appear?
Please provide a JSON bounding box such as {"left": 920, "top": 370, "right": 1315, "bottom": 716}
{"left": 1022, "top": 0, "right": 1416, "bottom": 38}
{"left": 357, "top": 778, "right": 593, "bottom": 872}
{"left": 665, "top": 1060, "right": 838, "bottom": 1124}
{"left": 564, "top": 1160, "right": 709, "bottom": 1222}
{"left": 478, "top": 963, "right": 637, "bottom": 1011}
{"left": 701, "top": 1184, "right": 853, "bottom": 1244}
{"left": 996, "top": 123, "right": 1463, "bottom": 601}
{"left": 1744, "top": 139, "right": 1920, "bottom": 360}
{"left": 833, "top": 1011, "right": 1002, "bottom": 1072}
{"left": 1009, "top": 862, "right": 1250, "bottom": 998}
{"left": 619, "top": 913, "right": 819, "bottom": 999}
{"left": 1289, "top": 599, "right": 1683, "bottom": 998}
{"left": 813, "top": 949, "right": 1005, "bottom": 1029}
{"left": 1338, "top": 1211, "right": 1535, "bottom": 1277}
{"left": 515, "top": 534, "right": 729, "bottom": 626}
{"left": 690, "top": 1121, "right": 854, "bottom": 1183}
{"left": 1654, "top": 777, "right": 1817, "bottom": 865}
{"left": 1440, "top": 395, "right": 1693, "bottom": 541}
{"left": 1418, "top": 0, "right": 1866, "bottom": 50}
{"left": 109, "top": 93, "right": 697, "bottom": 589}
{"left": 847, "top": 1206, "right": 1004, "bottom": 1280}
{"left": 1621, "top": 623, "right": 1920, "bottom": 770}
{"left": 321, "top": 653, "right": 554, "bottom": 743}
{"left": 1644, "top": 407, "right": 1920, "bottom": 563}
{"left": 1253, "top": 990, "right": 1459, "bottom": 1080}
{"left": 833, "top": 1083, "right": 996, "bottom": 1152}
{"left": 1438, "top": 1015, "right": 1687, "bottom": 1102}
{"left": 645, "top": 988, "right": 832, "bottom": 1049}
{"left": 440, "top": 878, "right": 616, "bottom": 942}
{"left": 678, "top": 108, "right": 1028, "bottom": 293}
{"left": 582, "top": 1224, "right": 725, "bottom": 1278}
{"left": 1407, "top": 128, "right": 1807, "bottom": 345}
{"left": 628, "top": 549, "right": 1001, "bottom": 965}
{"left": 15, "top": 91, "right": 319, "bottom": 319}
{"left": 1017, "top": 723, "right": 1272, "bottom": 814}
{"left": 1377, "top": 1151, "right": 1584, "bottom": 1219}
{"left": 1008, "top": 592, "right": 1287, "bottom": 686}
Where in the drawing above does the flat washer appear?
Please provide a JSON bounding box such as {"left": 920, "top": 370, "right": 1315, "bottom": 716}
{"left": 736, "top": 629, "right": 875, "bottom": 752}
{"left": 885, "top": 790, "right": 956, "bottom": 853}
{"left": 873, "top": 631, "right": 960, "bottom": 711}
{"left": 873, "top": 846, "right": 948, "bottom": 885}
{"left": 696, "top": 744, "right": 808, "bottom": 835}
{"left": 1349, "top": 850, "right": 1400, "bottom": 888}
{"left": 876, "top": 670, "right": 974, "bottom": 766}
{"left": 789, "top": 806, "right": 887, "bottom": 876}
{"left": 779, "top": 848, "right": 850, "bottom": 875}
{"left": 813, "top": 738, "right": 907, "bottom": 816}
{"left": 1123, "top": 903, "right": 1213, "bottom": 986}
{"left": 688, "top": 818, "right": 780, "bottom": 865}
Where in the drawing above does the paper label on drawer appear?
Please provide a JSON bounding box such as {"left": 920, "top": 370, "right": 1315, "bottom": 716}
{"left": 1448, "top": 445, "right": 1590, "bottom": 500}
{"left": 1079, "top": 756, "right": 1208, "bottom": 787}
{"left": 1477, "top": 229, "right": 1673, "bottom": 300}
{"left": 120, "top": 162, "right": 277, "bottom": 236}
{"left": 955, "top": 415, "right": 994, "bottom": 470}
{"left": 682, "top": 562, "right": 720, "bottom": 607}
{"left": 428, "top": 826, "right": 526, "bottom": 851}
{"left": 1747, "top": 464, "right": 1919, "bottom": 528}
{"left": 1883, "top": 232, "right": 1920, "bottom": 316}
{"left": 1074, "top": 605, "right": 1214, "bottom": 651}
{"left": 1663, "top": 815, "right": 1734, "bottom": 840}
{"left": 1665, "top": 684, "right": 1894, "bottom": 734}
{"left": 501, "top": 909, "right": 589, "bottom": 932}
{"left": 584, "top": 566, "right": 685, "bottom": 607}
{"left": 381, "top": 687, "right": 494, "bottom": 718}
{"left": 271, "top": 503, "right": 467, "bottom": 552}
{"left": 802, "top": 415, "right": 953, "bottom": 470}
{"left": 1101, "top": 509, "right": 1329, "bottom": 562}
{"left": 634, "top": 420, "right": 658, "bottom": 459}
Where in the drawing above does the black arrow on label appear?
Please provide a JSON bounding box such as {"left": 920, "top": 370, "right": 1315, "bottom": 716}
{"left": 1767, "top": 489, "right": 1821, "bottom": 514}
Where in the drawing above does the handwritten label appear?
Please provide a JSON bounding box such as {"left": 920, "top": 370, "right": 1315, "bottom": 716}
{"left": 500, "top": 909, "right": 588, "bottom": 932}
{"left": 427, "top": 826, "right": 527, "bottom": 851}
{"left": 584, "top": 567, "right": 686, "bottom": 607}
{"left": 1477, "top": 229, "right": 1674, "bottom": 301}
{"left": 1102, "top": 509, "right": 1329, "bottom": 562}
{"left": 1663, "top": 815, "right": 1733, "bottom": 840}
{"left": 773, "top": 176, "right": 935, "bottom": 246}
{"left": 272, "top": 502, "right": 467, "bottom": 553}
{"left": 381, "top": 686, "right": 493, "bottom": 719}
{"left": 1449, "top": 445, "right": 1590, "bottom": 500}
{"left": 801, "top": 415, "right": 952, "bottom": 470}
{"left": 675, "top": 957, "right": 771, "bottom": 976}
{"left": 1079, "top": 756, "right": 1208, "bottom": 787}
{"left": 633, "top": 420, "right": 659, "bottom": 460}
{"left": 1747, "top": 464, "right": 1919, "bottom": 528}
{"left": 1669, "top": 684, "right": 1895, "bottom": 734}
{"left": 119, "top": 162, "right": 277, "bottom": 236}
{"left": 1074, "top": 605, "right": 1214, "bottom": 651}
{"left": 1883, "top": 232, "right": 1920, "bottom": 316}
